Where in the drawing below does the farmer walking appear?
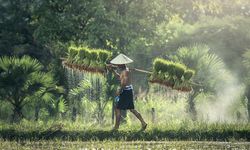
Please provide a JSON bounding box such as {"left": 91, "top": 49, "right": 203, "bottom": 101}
{"left": 107, "top": 53, "right": 147, "bottom": 131}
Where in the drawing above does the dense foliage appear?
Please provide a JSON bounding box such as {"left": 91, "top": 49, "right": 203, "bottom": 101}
{"left": 0, "top": 56, "right": 63, "bottom": 122}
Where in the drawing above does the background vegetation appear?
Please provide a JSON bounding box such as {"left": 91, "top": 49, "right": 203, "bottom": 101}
{"left": 0, "top": 0, "right": 250, "bottom": 142}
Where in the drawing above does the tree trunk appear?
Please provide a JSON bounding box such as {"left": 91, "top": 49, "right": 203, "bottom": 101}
{"left": 71, "top": 107, "right": 77, "bottom": 121}
{"left": 112, "top": 101, "right": 115, "bottom": 124}
{"left": 35, "top": 104, "right": 40, "bottom": 121}
{"left": 97, "top": 105, "right": 105, "bottom": 125}
{"left": 188, "top": 90, "right": 198, "bottom": 121}
{"left": 96, "top": 78, "right": 105, "bottom": 125}
{"left": 151, "top": 108, "right": 155, "bottom": 123}
{"left": 12, "top": 104, "right": 23, "bottom": 123}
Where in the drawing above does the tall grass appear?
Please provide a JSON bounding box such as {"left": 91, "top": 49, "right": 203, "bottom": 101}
{"left": 0, "top": 90, "right": 249, "bottom": 141}
{"left": 0, "top": 84, "right": 249, "bottom": 141}
{"left": 1, "top": 140, "right": 250, "bottom": 149}
{"left": 0, "top": 119, "right": 249, "bottom": 141}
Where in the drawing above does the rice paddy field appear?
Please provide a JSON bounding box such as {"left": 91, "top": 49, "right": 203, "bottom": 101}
{"left": 0, "top": 140, "right": 250, "bottom": 150}
{"left": 0, "top": 121, "right": 249, "bottom": 149}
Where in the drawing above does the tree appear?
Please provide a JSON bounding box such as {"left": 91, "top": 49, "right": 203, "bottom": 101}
{"left": 0, "top": 56, "right": 62, "bottom": 122}
{"left": 68, "top": 72, "right": 115, "bottom": 124}
{"left": 161, "top": 16, "right": 250, "bottom": 76}
{"left": 171, "top": 44, "right": 227, "bottom": 120}
{"left": 68, "top": 76, "right": 91, "bottom": 122}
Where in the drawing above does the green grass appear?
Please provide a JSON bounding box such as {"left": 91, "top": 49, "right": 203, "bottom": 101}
{"left": 1, "top": 140, "right": 250, "bottom": 149}
{"left": 0, "top": 120, "right": 249, "bottom": 142}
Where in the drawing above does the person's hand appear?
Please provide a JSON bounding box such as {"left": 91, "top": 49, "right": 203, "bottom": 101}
{"left": 106, "top": 64, "right": 113, "bottom": 70}
{"left": 116, "top": 89, "right": 122, "bottom": 96}
{"left": 116, "top": 90, "right": 120, "bottom": 96}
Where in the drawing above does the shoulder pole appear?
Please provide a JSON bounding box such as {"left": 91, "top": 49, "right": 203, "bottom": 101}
{"left": 132, "top": 68, "right": 152, "bottom": 74}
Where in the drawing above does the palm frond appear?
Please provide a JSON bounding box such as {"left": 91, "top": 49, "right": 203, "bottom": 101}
{"left": 175, "top": 44, "right": 209, "bottom": 69}
{"left": 0, "top": 55, "right": 64, "bottom": 107}
{"left": 174, "top": 44, "right": 228, "bottom": 93}
{"left": 69, "top": 79, "right": 91, "bottom": 96}
{"left": 57, "top": 96, "right": 68, "bottom": 113}
{"left": 200, "top": 53, "right": 225, "bottom": 71}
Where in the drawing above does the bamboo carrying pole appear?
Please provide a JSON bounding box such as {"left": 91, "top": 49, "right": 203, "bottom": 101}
{"left": 62, "top": 60, "right": 198, "bottom": 86}
{"left": 61, "top": 58, "right": 152, "bottom": 74}
{"left": 107, "top": 64, "right": 152, "bottom": 74}
{"left": 61, "top": 59, "right": 200, "bottom": 91}
{"left": 133, "top": 68, "right": 152, "bottom": 74}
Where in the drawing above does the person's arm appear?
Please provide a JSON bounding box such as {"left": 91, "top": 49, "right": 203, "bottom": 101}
{"left": 107, "top": 64, "right": 120, "bottom": 78}
{"left": 129, "top": 68, "right": 135, "bottom": 73}
{"left": 112, "top": 69, "right": 120, "bottom": 79}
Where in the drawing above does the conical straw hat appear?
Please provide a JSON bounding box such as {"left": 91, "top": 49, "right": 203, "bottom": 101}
{"left": 110, "top": 53, "right": 133, "bottom": 64}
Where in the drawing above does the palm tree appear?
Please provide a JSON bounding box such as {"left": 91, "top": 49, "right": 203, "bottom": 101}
{"left": 0, "top": 56, "right": 63, "bottom": 122}
{"left": 171, "top": 44, "right": 227, "bottom": 120}
{"left": 68, "top": 73, "right": 111, "bottom": 124}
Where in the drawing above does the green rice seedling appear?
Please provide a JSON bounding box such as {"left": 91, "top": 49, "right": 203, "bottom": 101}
{"left": 162, "top": 61, "right": 171, "bottom": 73}
{"left": 168, "top": 76, "right": 175, "bottom": 87}
{"left": 67, "top": 46, "right": 79, "bottom": 62}
{"left": 89, "top": 50, "right": 99, "bottom": 68}
{"left": 167, "top": 62, "right": 176, "bottom": 76}
{"left": 77, "top": 49, "right": 85, "bottom": 64}
{"left": 183, "top": 69, "right": 195, "bottom": 80}
{"left": 152, "top": 58, "right": 193, "bottom": 90}
{"left": 82, "top": 48, "right": 91, "bottom": 67}
{"left": 153, "top": 58, "right": 172, "bottom": 81}
{"left": 157, "top": 72, "right": 165, "bottom": 81}
{"left": 78, "top": 47, "right": 89, "bottom": 59}
{"left": 153, "top": 58, "right": 167, "bottom": 73}
{"left": 173, "top": 79, "right": 183, "bottom": 89}
{"left": 96, "top": 49, "right": 112, "bottom": 69}
{"left": 98, "top": 50, "right": 112, "bottom": 63}
{"left": 65, "top": 46, "right": 112, "bottom": 73}
{"left": 173, "top": 62, "right": 186, "bottom": 79}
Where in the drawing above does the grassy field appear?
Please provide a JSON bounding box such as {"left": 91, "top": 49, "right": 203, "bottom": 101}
{"left": 0, "top": 140, "right": 250, "bottom": 150}
{"left": 0, "top": 120, "right": 249, "bottom": 142}
{"left": 0, "top": 120, "right": 249, "bottom": 149}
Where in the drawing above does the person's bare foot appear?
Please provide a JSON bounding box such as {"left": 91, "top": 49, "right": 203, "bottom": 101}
{"left": 111, "top": 127, "right": 119, "bottom": 131}
{"left": 141, "top": 123, "right": 147, "bottom": 131}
